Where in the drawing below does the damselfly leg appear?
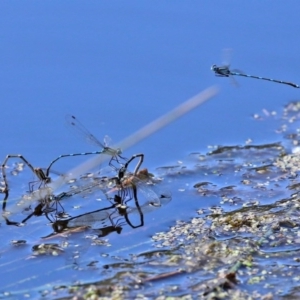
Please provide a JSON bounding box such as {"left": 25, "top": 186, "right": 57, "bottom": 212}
{"left": 116, "top": 153, "right": 144, "bottom": 184}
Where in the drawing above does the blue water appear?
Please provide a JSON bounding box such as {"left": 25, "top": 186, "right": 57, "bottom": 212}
{"left": 0, "top": 2, "right": 300, "bottom": 297}
{"left": 0, "top": 1, "right": 299, "bottom": 171}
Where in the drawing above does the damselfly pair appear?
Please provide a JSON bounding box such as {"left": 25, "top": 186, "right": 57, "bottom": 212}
{"left": 211, "top": 53, "right": 299, "bottom": 88}
{"left": 1, "top": 115, "right": 136, "bottom": 197}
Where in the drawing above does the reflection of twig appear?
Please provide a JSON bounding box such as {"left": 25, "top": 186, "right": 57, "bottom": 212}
{"left": 138, "top": 269, "right": 186, "bottom": 284}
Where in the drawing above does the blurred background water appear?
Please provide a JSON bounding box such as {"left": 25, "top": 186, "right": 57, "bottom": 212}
{"left": 0, "top": 1, "right": 299, "bottom": 173}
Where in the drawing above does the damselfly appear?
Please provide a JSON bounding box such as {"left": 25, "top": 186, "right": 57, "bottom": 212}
{"left": 45, "top": 115, "right": 125, "bottom": 176}
{"left": 211, "top": 64, "right": 299, "bottom": 88}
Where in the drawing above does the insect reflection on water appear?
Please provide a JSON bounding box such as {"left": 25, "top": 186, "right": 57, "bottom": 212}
{"left": 2, "top": 164, "right": 171, "bottom": 245}
{"left": 46, "top": 169, "right": 172, "bottom": 237}
{"left": 0, "top": 149, "right": 146, "bottom": 218}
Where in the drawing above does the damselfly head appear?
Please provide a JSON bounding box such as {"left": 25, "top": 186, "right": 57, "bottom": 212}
{"left": 211, "top": 64, "right": 217, "bottom": 71}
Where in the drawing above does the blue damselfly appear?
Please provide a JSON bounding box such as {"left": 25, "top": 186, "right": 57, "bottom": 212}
{"left": 211, "top": 64, "right": 299, "bottom": 88}
{"left": 45, "top": 115, "right": 125, "bottom": 176}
